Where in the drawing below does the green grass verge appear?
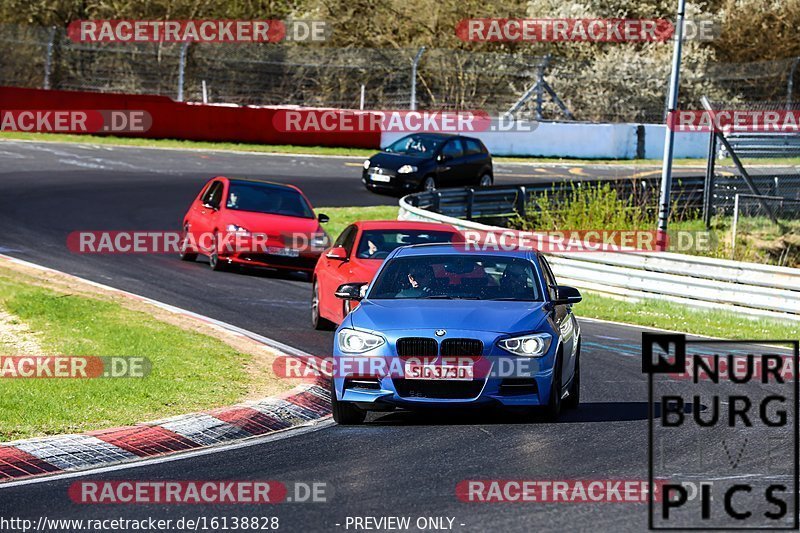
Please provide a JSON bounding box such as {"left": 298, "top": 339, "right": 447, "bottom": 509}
{"left": 0, "top": 270, "right": 251, "bottom": 440}
{"left": 6, "top": 131, "right": 792, "bottom": 166}
{"left": 580, "top": 292, "right": 799, "bottom": 339}
{"left": 317, "top": 205, "right": 400, "bottom": 240}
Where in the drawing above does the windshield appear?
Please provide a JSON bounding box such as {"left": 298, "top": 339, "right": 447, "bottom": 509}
{"left": 356, "top": 230, "right": 456, "bottom": 260}
{"left": 384, "top": 134, "right": 444, "bottom": 156}
{"left": 226, "top": 181, "right": 315, "bottom": 218}
{"left": 368, "top": 255, "right": 542, "bottom": 301}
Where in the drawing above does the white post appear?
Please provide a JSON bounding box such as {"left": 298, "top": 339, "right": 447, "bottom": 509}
{"left": 177, "top": 41, "right": 189, "bottom": 102}
{"left": 201, "top": 80, "right": 208, "bottom": 104}
{"left": 731, "top": 193, "right": 740, "bottom": 260}
{"left": 410, "top": 47, "right": 426, "bottom": 111}
{"left": 656, "top": 0, "right": 687, "bottom": 248}
{"left": 359, "top": 84, "right": 365, "bottom": 110}
{"left": 43, "top": 26, "right": 56, "bottom": 90}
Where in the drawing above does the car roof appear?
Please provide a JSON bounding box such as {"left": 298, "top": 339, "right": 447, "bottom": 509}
{"left": 392, "top": 243, "right": 539, "bottom": 260}
{"left": 354, "top": 220, "right": 459, "bottom": 232}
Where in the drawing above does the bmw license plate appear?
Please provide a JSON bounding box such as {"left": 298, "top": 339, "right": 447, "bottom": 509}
{"left": 404, "top": 362, "right": 473, "bottom": 380}
{"left": 267, "top": 247, "right": 300, "bottom": 258}
{"left": 370, "top": 173, "right": 391, "bottom": 183}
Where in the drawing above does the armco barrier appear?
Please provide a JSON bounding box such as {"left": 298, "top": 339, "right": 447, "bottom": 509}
{"left": 405, "top": 177, "right": 705, "bottom": 221}
{"left": 0, "top": 86, "right": 381, "bottom": 148}
{"left": 398, "top": 191, "right": 800, "bottom": 322}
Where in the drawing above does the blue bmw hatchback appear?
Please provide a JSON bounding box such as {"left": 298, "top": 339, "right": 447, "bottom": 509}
{"left": 330, "top": 244, "right": 582, "bottom": 425}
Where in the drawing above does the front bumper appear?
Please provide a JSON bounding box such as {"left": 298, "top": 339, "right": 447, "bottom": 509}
{"left": 362, "top": 169, "right": 421, "bottom": 193}
{"left": 332, "top": 328, "right": 558, "bottom": 408}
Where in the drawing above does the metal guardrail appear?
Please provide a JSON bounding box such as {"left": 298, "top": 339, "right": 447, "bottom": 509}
{"left": 399, "top": 186, "right": 800, "bottom": 321}
{"left": 406, "top": 176, "right": 706, "bottom": 221}
{"left": 720, "top": 132, "right": 800, "bottom": 158}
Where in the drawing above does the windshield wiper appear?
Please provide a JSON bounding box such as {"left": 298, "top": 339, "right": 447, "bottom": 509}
{"left": 488, "top": 297, "right": 537, "bottom": 301}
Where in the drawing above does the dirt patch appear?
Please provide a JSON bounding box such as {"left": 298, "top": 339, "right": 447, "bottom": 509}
{"left": 0, "top": 308, "right": 45, "bottom": 356}
{"left": 0, "top": 258, "right": 300, "bottom": 399}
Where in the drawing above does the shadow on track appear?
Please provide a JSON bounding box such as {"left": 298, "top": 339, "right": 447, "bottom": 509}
{"left": 363, "top": 402, "right": 656, "bottom": 426}
{"left": 187, "top": 257, "right": 313, "bottom": 283}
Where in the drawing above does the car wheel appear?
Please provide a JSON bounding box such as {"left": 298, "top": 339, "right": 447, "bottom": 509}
{"left": 311, "top": 281, "right": 335, "bottom": 331}
{"left": 564, "top": 344, "right": 580, "bottom": 410}
{"left": 209, "top": 233, "right": 228, "bottom": 272}
{"left": 479, "top": 174, "right": 493, "bottom": 187}
{"left": 544, "top": 354, "right": 563, "bottom": 421}
{"left": 331, "top": 382, "right": 366, "bottom": 425}
{"left": 421, "top": 176, "right": 436, "bottom": 192}
{"left": 179, "top": 225, "right": 197, "bottom": 262}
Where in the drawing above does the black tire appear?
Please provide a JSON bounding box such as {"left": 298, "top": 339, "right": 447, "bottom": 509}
{"left": 331, "top": 383, "right": 366, "bottom": 425}
{"left": 564, "top": 344, "right": 580, "bottom": 410}
{"left": 208, "top": 233, "right": 228, "bottom": 272}
{"left": 544, "top": 354, "right": 563, "bottom": 421}
{"left": 179, "top": 226, "right": 198, "bottom": 262}
{"left": 421, "top": 176, "right": 436, "bottom": 192}
{"left": 311, "top": 281, "right": 336, "bottom": 331}
{"left": 479, "top": 174, "right": 493, "bottom": 187}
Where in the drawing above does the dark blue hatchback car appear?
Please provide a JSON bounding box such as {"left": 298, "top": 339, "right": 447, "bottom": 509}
{"left": 330, "top": 244, "right": 582, "bottom": 424}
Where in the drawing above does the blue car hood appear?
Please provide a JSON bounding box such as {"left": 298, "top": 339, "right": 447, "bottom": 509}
{"left": 351, "top": 299, "right": 548, "bottom": 333}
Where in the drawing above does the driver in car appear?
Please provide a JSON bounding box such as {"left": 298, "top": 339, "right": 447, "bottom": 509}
{"left": 396, "top": 265, "right": 435, "bottom": 298}
{"left": 499, "top": 262, "right": 532, "bottom": 300}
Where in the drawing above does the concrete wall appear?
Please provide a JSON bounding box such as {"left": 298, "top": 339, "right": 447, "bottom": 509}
{"left": 382, "top": 120, "right": 710, "bottom": 159}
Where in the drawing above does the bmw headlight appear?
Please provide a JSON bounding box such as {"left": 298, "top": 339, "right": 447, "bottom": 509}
{"left": 397, "top": 164, "right": 418, "bottom": 174}
{"left": 226, "top": 224, "right": 251, "bottom": 236}
{"left": 499, "top": 333, "right": 552, "bottom": 357}
{"left": 338, "top": 329, "right": 384, "bottom": 354}
{"left": 363, "top": 159, "right": 371, "bottom": 170}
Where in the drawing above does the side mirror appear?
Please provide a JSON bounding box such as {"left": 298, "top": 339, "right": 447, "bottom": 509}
{"left": 437, "top": 153, "right": 450, "bottom": 163}
{"left": 335, "top": 282, "right": 367, "bottom": 301}
{"left": 553, "top": 285, "right": 582, "bottom": 305}
{"left": 326, "top": 246, "right": 348, "bottom": 261}
{"left": 318, "top": 213, "right": 330, "bottom": 223}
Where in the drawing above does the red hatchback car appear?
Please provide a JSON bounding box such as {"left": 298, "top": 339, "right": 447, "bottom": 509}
{"left": 311, "top": 220, "right": 461, "bottom": 329}
{"left": 180, "top": 177, "right": 330, "bottom": 274}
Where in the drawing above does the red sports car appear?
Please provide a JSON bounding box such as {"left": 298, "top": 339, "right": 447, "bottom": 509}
{"left": 311, "top": 220, "right": 461, "bottom": 329}
{"left": 180, "top": 177, "right": 330, "bottom": 274}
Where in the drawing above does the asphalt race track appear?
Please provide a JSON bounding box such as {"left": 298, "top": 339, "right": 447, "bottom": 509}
{"left": 0, "top": 140, "right": 794, "bottom": 532}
